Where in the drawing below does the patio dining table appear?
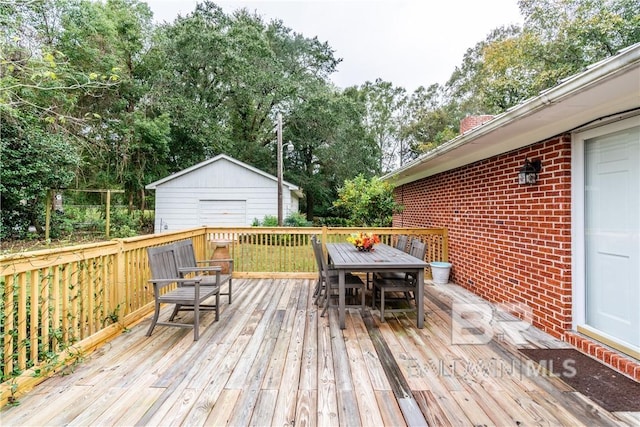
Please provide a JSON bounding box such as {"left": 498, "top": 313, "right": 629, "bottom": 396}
{"left": 325, "top": 242, "right": 429, "bottom": 329}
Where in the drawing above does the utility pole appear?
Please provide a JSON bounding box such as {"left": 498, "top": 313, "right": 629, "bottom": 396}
{"left": 277, "top": 112, "right": 283, "bottom": 226}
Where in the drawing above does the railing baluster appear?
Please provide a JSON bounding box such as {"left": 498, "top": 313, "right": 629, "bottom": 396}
{"left": 87, "top": 260, "right": 95, "bottom": 336}
{"left": 4, "top": 274, "right": 15, "bottom": 378}
{"left": 40, "top": 267, "right": 50, "bottom": 357}
{"left": 18, "top": 272, "right": 27, "bottom": 372}
{"left": 52, "top": 265, "right": 61, "bottom": 351}
{"left": 61, "top": 264, "right": 70, "bottom": 345}
{"left": 0, "top": 226, "right": 447, "bottom": 404}
{"left": 70, "top": 261, "right": 80, "bottom": 342}
{"left": 30, "top": 269, "right": 39, "bottom": 365}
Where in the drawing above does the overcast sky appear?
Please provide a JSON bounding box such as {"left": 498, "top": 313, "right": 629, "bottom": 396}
{"left": 146, "top": 0, "right": 523, "bottom": 92}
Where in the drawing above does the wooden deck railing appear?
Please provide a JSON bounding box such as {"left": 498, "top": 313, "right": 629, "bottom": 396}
{"left": 0, "top": 226, "right": 447, "bottom": 406}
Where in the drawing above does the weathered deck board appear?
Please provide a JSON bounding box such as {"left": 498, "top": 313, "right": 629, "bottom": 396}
{"left": 343, "top": 311, "right": 385, "bottom": 427}
{"left": 316, "top": 308, "right": 339, "bottom": 426}
{"left": 2, "top": 279, "right": 638, "bottom": 427}
{"left": 271, "top": 280, "right": 308, "bottom": 426}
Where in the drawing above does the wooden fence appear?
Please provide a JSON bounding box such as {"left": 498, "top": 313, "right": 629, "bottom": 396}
{"left": 0, "top": 226, "right": 447, "bottom": 406}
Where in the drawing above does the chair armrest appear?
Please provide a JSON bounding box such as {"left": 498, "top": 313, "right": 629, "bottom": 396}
{"left": 179, "top": 266, "right": 221, "bottom": 273}
{"left": 148, "top": 277, "right": 202, "bottom": 285}
{"left": 196, "top": 259, "right": 234, "bottom": 264}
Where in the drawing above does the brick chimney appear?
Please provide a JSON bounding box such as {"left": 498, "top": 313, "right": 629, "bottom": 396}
{"left": 460, "top": 115, "right": 494, "bottom": 134}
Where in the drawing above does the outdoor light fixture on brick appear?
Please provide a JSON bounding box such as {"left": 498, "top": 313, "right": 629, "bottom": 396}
{"left": 518, "top": 158, "right": 542, "bottom": 184}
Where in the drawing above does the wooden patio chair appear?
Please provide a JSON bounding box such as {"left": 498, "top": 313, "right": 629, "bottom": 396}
{"left": 310, "top": 235, "right": 359, "bottom": 304}
{"left": 173, "top": 239, "right": 233, "bottom": 304}
{"left": 372, "top": 239, "right": 426, "bottom": 322}
{"left": 394, "top": 234, "right": 409, "bottom": 252}
{"left": 311, "top": 236, "right": 365, "bottom": 316}
{"left": 146, "top": 244, "right": 220, "bottom": 341}
{"left": 311, "top": 235, "right": 325, "bottom": 303}
{"left": 376, "top": 235, "right": 412, "bottom": 281}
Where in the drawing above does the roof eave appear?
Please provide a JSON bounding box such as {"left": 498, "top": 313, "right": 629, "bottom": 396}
{"left": 383, "top": 43, "right": 640, "bottom": 187}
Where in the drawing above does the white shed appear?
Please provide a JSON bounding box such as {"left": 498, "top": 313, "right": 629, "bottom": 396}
{"left": 146, "top": 154, "right": 303, "bottom": 232}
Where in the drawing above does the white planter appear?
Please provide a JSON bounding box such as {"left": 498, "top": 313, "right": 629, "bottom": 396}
{"left": 430, "top": 262, "right": 452, "bottom": 284}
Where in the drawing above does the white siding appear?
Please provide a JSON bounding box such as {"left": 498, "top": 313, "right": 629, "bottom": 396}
{"left": 159, "top": 158, "right": 274, "bottom": 189}
{"left": 198, "top": 200, "right": 247, "bottom": 226}
{"left": 152, "top": 157, "right": 300, "bottom": 232}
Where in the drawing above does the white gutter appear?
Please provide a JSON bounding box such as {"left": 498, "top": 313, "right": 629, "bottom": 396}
{"left": 383, "top": 42, "right": 640, "bottom": 186}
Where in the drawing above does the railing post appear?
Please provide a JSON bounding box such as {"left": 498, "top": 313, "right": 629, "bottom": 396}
{"left": 442, "top": 228, "right": 449, "bottom": 262}
{"left": 322, "top": 226, "right": 328, "bottom": 244}
{"left": 114, "top": 239, "right": 127, "bottom": 315}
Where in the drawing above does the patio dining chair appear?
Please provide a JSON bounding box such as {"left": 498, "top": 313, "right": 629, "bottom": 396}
{"left": 310, "top": 235, "right": 356, "bottom": 302}
{"left": 310, "top": 236, "right": 365, "bottom": 316}
{"left": 394, "top": 234, "right": 409, "bottom": 252}
{"left": 376, "top": 236, "right": 418, "bottom": 281}
{"left": 372, "top": 239, "right": 426, "bottom": 322}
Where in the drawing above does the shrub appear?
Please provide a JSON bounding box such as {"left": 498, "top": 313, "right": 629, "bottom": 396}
{"left": 284, "top": 212, "right": 311, "bottom": 227}
{"left": 313, "top": 216, "right": 349, "bottom": 227}
{"left": 333, "top": 174, "right": 403, "bottom": 227}
{"left": 259, "top": 215, "right": 279, "bottom": 227}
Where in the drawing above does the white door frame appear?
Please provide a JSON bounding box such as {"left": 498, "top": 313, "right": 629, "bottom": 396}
{"left": 571, "top": 115, "right": 640, "bottom": 356}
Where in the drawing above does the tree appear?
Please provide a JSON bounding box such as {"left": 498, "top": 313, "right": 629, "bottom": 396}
{"left": 56, "top": 0, "right": 167, "bottom": 209}
{"left": 398, "top": 84, "right": 459, "bottom": 159}
{"left": 446, "top": 0, "right": 640, "bottom": 113}
{"left": 333, "top": 175, "right": 402, "bottom": 227}
{"left": 358, "top": 79, "right": 407, "bottom": 173}
{"left": 283, "top": 85, "right": 378, "bottom": 218}
{"left": 0, "top": 117, "right": 80, "bottom": 239}
{"left": 403, "top": 0, "right": 640, "bottom": 160}
{"left": 445, "top": 25, "right": 522, "bottom": 114}
{"left": 0, "top": 0, "right": 122, "bottom": 238}
{"left": 146, "top": 2, "right": 340, "bottom": 174}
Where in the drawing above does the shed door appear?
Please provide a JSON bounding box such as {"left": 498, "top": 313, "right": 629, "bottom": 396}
{"left": 198, "top": 200, "right": 246, "bottom": 226}
{"left": 584, "top": 125, "right": 640, "bottom": 348}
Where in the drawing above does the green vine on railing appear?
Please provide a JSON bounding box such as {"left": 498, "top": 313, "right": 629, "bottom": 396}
{"left": 1, "top": 226, "right": 448, "bottom": 405}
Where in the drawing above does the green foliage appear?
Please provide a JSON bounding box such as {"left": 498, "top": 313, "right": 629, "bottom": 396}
{"left": 147, "top": 3, "right": 340, "bottom": 175}
{"left": 359, "top": 79, "right": 408, "bottom": 173}
{"left": 256, "top": 215, "right": 278, "bottom": 227}
{"left": 446, "top": 0, "right": 640, "bottom": 114}
{"left": 0, "top": 117, "right": 81, "bottom": 240}
{"left": 284, "top": 212, "right": 312, "bottom": 227}
{"left": 49, "top": 211, "right": 75, "bottom": 239}
{"left": 2, "top": 0, "right": 638, "bottom": 242}
{"left": 108, "top": 208, "right": 139, "bottom": 238}
{"left": 252, "top": 212, "right": 311, "bottom": 227}
{"left": 312, "top": 216, "right": 350, "bottom": 227}
{"left": 333, "top": 175, "right": 403, "bottom": 227}
{"left": 284, "top": 85, "right": 379, "bottom": 218}
{"left": 399, "top": 83, "right": 460, "bottom": 159}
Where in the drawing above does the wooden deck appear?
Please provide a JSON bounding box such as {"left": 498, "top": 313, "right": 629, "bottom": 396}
{"left": 2, "top": 278, "right": 639, "bottom": 426}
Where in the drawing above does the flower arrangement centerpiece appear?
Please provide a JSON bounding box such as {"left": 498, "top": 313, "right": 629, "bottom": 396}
{"left": 347, "top": 232, "right": 380, "bottom": 252}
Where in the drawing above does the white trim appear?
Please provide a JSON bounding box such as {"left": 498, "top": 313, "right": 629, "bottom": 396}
{"left": 578, "top": 324, "right": 640, "bottom": 359}
{"left": 571, "top": 115, "right": 640, "bottom": 332}
{"left": 571, "top": 133, "right": 586, "bottom": 328}
{"left": 146, "top": 153, "right": 300, "bottom": 191}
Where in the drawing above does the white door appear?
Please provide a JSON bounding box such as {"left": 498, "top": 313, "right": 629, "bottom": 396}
{"left": 584, "top": 125, "right": 640, "bottom": 348}
{"left": 198, "top": 200, "right": 246, "bottom": 226}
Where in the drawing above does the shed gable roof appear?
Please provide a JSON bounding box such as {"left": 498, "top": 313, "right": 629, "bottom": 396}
{"left": 146, "top": 154, "right": 301, "bottom": 196}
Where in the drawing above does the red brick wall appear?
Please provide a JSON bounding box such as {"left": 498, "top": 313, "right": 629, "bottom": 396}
{"left": 394, "top": 136, "right": 573, "bottom": 338}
